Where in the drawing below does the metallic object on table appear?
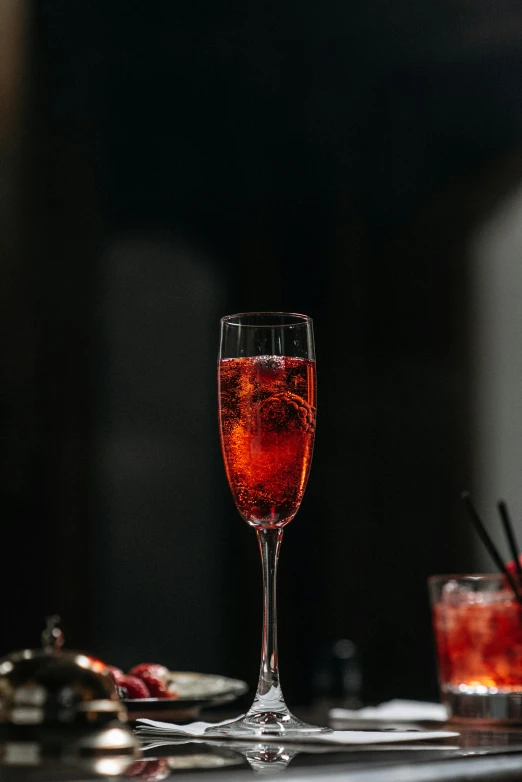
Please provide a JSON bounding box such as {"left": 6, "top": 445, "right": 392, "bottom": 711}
{"left": 41, "top": 614, "right": 64, "bottom": 653}
{"left": 0, "top": 616, "right": 138, "bottom": 752}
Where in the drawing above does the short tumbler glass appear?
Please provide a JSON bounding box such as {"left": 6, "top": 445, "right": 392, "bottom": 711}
{"left": 429, "top": 574, "right": 522, "bottom": 723}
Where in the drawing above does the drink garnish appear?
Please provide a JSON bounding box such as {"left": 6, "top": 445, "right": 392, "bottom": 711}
{"left": 497, "top": 499, "right": 522, "bottom": 588}
{"left": 461, "top": 491, "right": 522, "bottom": 603}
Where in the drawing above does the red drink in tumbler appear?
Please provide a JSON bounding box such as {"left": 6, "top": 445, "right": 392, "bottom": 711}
{"left": 218, "top": 355, "right": 316, "bottom": 528}
{"left": 431, "top": 578, "right": 522, "bottom": 694}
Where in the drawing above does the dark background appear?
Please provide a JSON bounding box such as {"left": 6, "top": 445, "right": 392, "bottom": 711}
{"left": 3, "top": 0, "right": 522, "bottom": 706}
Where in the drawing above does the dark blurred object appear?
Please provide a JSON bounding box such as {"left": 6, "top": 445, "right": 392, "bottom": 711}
{"left": 312, "top": 639, "right": 362, "bottom": 709}
{"left": 40, "top": 615, "right": 64, "bottom": 654}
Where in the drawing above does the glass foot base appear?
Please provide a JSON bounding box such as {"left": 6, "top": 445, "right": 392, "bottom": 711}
{"left": 444, "top": 690, "right": 522, "bottom": 723}
{"left": 205, "top": 711, "right": 330, "bottom": 740}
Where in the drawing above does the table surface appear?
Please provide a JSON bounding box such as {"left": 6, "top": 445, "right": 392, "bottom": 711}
{"left": 4, "top": 709, "right": 522, "bottom": 781}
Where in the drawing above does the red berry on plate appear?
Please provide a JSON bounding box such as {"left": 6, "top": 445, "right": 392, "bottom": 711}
{"left": 136, "top": 670, "right": 170, "bottom": 698}
{"left": 128, "top": 663, "right": 168, "bottom": 680}
{"left": 127, "top": 663, "right": 172, "bottom": 697}
{"left": 120, "top": 675, "right": 151, "bottom": 699}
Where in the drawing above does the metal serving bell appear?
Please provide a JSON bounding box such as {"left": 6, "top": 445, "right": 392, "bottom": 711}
{"left": 0, "top": 617, "right": 137, "bottom": 751}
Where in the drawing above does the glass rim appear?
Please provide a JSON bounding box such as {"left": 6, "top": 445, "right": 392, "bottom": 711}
{"left": 220, "top": 312, "right": 313, "bottom": 327}
{"left": 428, "top": 573, "right": 505, "bottom": 584}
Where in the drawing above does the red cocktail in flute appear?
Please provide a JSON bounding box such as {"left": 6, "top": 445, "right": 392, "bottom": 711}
{"left": 219, "top": 355, "right": 316, "bottom": 527}
{"left": 214, "top": 312, "right": 327, "bottom": 739}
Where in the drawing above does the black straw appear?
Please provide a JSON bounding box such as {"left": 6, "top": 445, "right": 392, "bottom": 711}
{"left": 497, "top": 499, "right": 522, "bottom": 587}
{"left": 461, "top": 491, "right": 522, "bottom": 603}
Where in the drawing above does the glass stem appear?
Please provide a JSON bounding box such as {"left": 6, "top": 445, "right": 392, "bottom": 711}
{"left": 249, "top": 526, "right": 288, "bottom": 715}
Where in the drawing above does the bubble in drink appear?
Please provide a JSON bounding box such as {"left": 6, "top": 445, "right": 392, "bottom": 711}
{"left": 255, "top": 355, "right": 285, "bottom": 383}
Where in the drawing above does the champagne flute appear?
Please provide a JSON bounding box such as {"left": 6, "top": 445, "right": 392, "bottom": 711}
{"left": 213, "top": 312, "right": 328, "bottom": 738}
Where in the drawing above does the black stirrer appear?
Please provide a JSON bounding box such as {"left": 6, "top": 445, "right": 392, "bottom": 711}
{"left": 497, "top": 499, "right": 522, "bottom": 588}
{"left": 461, "top": 491, "right": 522, "bottom": 603}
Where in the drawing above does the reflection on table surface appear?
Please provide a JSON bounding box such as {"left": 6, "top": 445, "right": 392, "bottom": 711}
{"left": 4, "top": 720, "right": 522, "bottom": 780}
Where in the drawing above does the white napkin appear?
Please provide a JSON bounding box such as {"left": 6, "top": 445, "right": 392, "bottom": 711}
{"left": 135, "top": 716, "right": 458, "bottom": 745}
{"left": 329, "top": 700, "right": 448, "bottom": 723}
